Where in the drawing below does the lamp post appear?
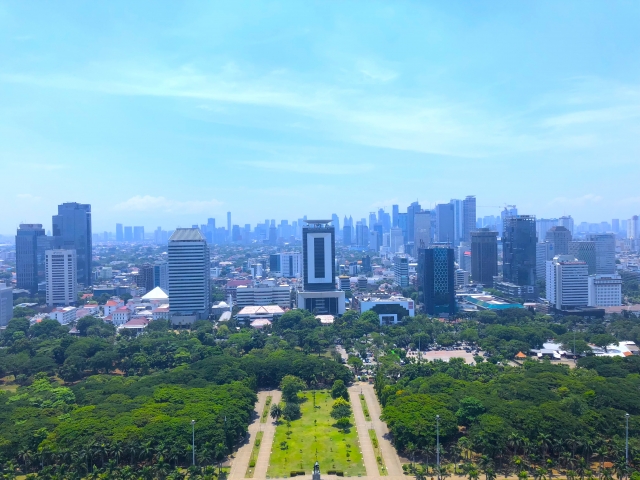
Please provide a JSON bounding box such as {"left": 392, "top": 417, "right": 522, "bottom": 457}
{"left": 191, "top": 420, "right": 196, "bottom": 466}
{"left": 626, "top": 413, "right": 630, "bottom": 468}
{"left": 436, "top": 414, "right": 440, "bottom": 480}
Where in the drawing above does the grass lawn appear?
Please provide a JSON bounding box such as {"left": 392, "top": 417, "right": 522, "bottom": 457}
{"left": 261, "top": 396, "right": 273, "bottom": 423}
{"left": 267, "top": 391, "right": 366, "bottom": 478}
{"left": 246, "top": 431, "right": 264, "bottom": 478}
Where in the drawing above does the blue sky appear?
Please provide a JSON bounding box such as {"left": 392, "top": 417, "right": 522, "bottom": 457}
{"left": 2, "top": 1, "right": 640, "bottom": 233}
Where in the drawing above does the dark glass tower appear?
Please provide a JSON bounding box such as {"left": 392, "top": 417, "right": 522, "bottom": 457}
{"left": 470, "top": 228, "right": 498, "bottom": 286}
{"left": 16, "top": 224, "right": 46, "bottom": 293}
{"left": 52, "top": 202, "right": 92, "bottom": 287}
{"left": 502, "top": 215, "right": 537, "bottom": 286}
{"left": 419, "top": 246, "right": 456, "bottom": 316}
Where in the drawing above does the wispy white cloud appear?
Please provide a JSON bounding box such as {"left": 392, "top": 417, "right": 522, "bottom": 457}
{"left": 16, "top": 193, "right": 41, "bottom": 202}
{"left": 240, "top": 160, "right": 373, "bottom": 175}
{"left": 114, "top": 195, "right": 223, "bottom": 213}
{"left": 548, "top": 194, "right": 603, "bottom": 208}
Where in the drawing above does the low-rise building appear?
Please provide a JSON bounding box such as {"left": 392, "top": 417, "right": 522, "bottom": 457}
{"left": 353, "top": 294, "right": 415, "bottom": 325}
{"left": 49, "top": 306, "right": 77, "bottom": 325}
{"left": 236, "top": 305, "right": 285, "bottom": 325}
{"left": 152, "top": 304, "right": 170, "bottom": 320}
{"left": 236, "top": 281, "right": 291, "bottom": 308}
{"left": 111, "top": 307, "right": 131, "bottom": 326}
{"left": 103, "top": 298, "right": 124, "bottom": 316}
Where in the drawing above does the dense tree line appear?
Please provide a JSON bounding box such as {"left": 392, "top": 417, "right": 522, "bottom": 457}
{"left": 377, "top": 356, "right": 640, "bottom": 478}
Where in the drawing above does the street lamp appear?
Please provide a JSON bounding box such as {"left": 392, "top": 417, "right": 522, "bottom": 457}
{"left": 191, "top": 420, "right": 196, "bottom": 466}
{"left": 436, "top": 414, "right": 440, "bottom": 480}
{"left": 626, "top": 413, "right": 630, "bottom": 468}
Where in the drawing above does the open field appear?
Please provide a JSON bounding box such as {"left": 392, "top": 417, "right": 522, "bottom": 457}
{"left": 418, "top": 350, "right": 475, "bottom": 363}
{"left": 267, "top": 391, "right": 366, "bottom": 478}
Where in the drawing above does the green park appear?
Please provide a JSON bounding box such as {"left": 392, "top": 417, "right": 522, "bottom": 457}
{"left": 267, "top": 389, "right": 365, "bottom": 478}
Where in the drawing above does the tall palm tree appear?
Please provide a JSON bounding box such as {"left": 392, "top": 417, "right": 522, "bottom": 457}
{"left": 538, "top": 434, "right": 553, "bottom": 466}
{"left": 17, "top": 449, "right": 33, "bottom": 474}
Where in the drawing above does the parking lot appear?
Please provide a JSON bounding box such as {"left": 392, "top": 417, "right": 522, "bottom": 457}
{"left": 411, "top": 349, "right": 477, "bottom": 364}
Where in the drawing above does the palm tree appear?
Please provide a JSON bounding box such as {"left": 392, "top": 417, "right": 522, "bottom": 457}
{"left": 538, "top": 434, "right": 553, "bottom": 466}
{"left": 467, "top": 466, "right": 480, "bottom": 480}
{"left": 18, "top": 449, "right": 33, "bottom": 474}
{"left": 270, "top": 402, "right": 283, "bottom": 422}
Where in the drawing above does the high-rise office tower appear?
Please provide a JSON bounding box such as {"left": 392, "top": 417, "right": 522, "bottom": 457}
{"left": 450, "top": 199, "right": 463, "bottom": 245}
{"left": 536, "top": 218, "right": 558, "bottom": 241}
{"left": 116, "top": 223, "right": 124, "bottom": 242}
{"left": 297, "top": 220, "right": 345, "bottom": 315}
{"left": 124, "top": 226, "right": 133, "bottom": 242}
{"left": 435, "top": 203, "right": 455, "bottom": 244}
{"left": 133, "top": 226, "right": 145, "bottom": 242}
{"left": 414, "top": 211, "right": 431, "bottom": 250}
{"left": 587, "top": 233, "right": 616, "bottom": 274}
{"left": 137, "top": 264, "right": 155, "bottom": 293}
{"left": 502, "top": 215, "right": 537, "bottom": 286}
{"left": 280, "top": 253, "right": 303, "bottom": 278}
{"left": 559, "top": 215, "right": 574, "bottom": 236}
{"left": 331, "top": 214, "right": 340, "bottom": 236}
{"left": 546, "top": 255, "right": 588, "bottom": 310}
{"left": 343, "top": 225, "right": 352, "bottom": 246}
{"left": 16, "top": 224, "right": 46, "bottom": 293}
{"left": 52, "top": 202, "right": 92, "bottom": 287}
{"left": 394, "top": 256, "right": 409, "bottom": 287}
{"left": 462, "top": 196, "right": 476, "bottom": 243}
{"left": 392, "top": 205, "right": 399, "bottom": 228}
{"left": 153, "top": 262, "right": 169, "bottom": 291}
{"left": 612, "top": 219, "right": 620, "bottom": 234}
{"left": 368, "top": 212, "right": 377, "bottom": 229}
{"left": 568, "top": 241, "right": 596, "bottom": 275}
{"left": 356, "top": 223, "right": 369, "bottom": 248}
{"left": 390, "top": 227, "right": 404, "bottom": 253}
{"left": 378, "top": 209, "right": 391, "bottom": 233}
{"left": 406, "top": 201, "right": 421, "bottom": 243}
{"left": 0, "top": 283, "right": 12, "bottom": 327}
{"left": 536, "top": 242, "right": 555, "bottom": 280}
{"left": 545, "top": 226, "right": 572, "bottom": 255}
{"left": 168, "top": 228, "right": 211, "bottom": 325}
{"left": 470, "top": 229, "right": 498, "bottom": 286}
{"left": 628, "top": 216, "right": 639, "bottom": 250}
{"left": 419, "top": 246, "right": 456, "bottom": 316}
{"left": 45, "top": 249, "right": 77, "bottom": 307}
{"left": 227, "top": 212, "right": 232, "bottom": 239}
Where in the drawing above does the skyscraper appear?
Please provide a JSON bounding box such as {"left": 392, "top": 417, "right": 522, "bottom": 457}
{"left": 227, "top": 212, "right": 232, "bottom": 239}
{"left": 559, "top": 215, "right": 574, "bottom": 236}
{"left": 470, "top": 229, "right": 498, "bottom": 286}
{"left": 435, "top": 203, "right": 455, "bottom": 244}
{"left": 297, "top": 219, "right": 345, "bottom": 315}
{"left": 124, "top": 226, "right": 133, "bottom": 242}
{"left": 502, "top": 215, "right": 537, "bottom": 286}
{"left": 568, "top": 241, "right": 596, "bottom": 275}
{"left": 0, "top": 283, "right": 12, "bottom": 327}
{"left": 546, "top": 255, "right": 588, "bottom": 310}
{"left": 45, "top": 249, "right": 77, "bottom": 307}
{"left": 462, "top": 196, "right": 476, "bottom": 243}
{"left": 587, "top": 233, "right": 617, "bottom": 274}
{"left": 536, "top": 218, "right": 558, "bottom": 242}
{"left": 331, "top": 214, "right": 340, "bottom": 236}
{"left": 16, "top": 224, "right": 46, "bottom": 293}
{"left": 394, "top": 256, "right": 409, "bottom": 287}
{"left": 545, "top": 226, "right": 572, "bottom": 255}
{"left": 343, "top": 225, "right": 352, "bottom": 246}
{"left": 392, "top": 205, "right": 399, "bottom": 228}
{"left": 450, "top": 199, "right": 463, "bottom": 246}
{"left": 168, "top": 228, "right": 211, "bottom": 325}
{"left": 133, "top": 226, "right": 145, "bottom": 242}
{"left": 628, "top": 216, "right": 639, "bottom": 251}
{"left": 419, "top": 246, "right": 456, "bottom": 316}
{"left": 612, "top": 219, "right": 620, "bottom": 234}
{"left": 116, "top": 223, "right": 124, "bottom": 242}
{"left": 52, "top": 202, "right": 92, "bottom": 287}
{"left": 406, "top": 201, "right": 421, "bottom": 243}
{"left": 414, "top": 211, "right": 431, "bottom": 250}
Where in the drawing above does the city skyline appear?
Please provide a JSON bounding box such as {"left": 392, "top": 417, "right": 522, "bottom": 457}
{"left": 2, "top": 1, "right": 640, "bottom": 232}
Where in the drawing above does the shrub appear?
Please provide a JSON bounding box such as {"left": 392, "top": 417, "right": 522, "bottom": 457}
{"left": 249, "top": 460, "right": 256, "bottom": 468}
{"left": 255, "top": 438, "right": 261, "bottom": 447}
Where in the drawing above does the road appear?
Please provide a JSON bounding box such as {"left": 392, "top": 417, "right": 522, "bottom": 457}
{"left": 253, "top": 390, "right": 281, "bottom": 479}
{"left": 348, "top": 385, "right": 378, "bottom": 477}
{"left": 229, "top": 390, "right": 280, "bottom": 480}
{"left": 359, "top": 382, "right": 404, "bottom": 477}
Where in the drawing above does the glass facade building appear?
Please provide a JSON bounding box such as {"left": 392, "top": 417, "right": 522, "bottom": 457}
{"left": 419, "top": 246, "right": 457, "bottom": 316}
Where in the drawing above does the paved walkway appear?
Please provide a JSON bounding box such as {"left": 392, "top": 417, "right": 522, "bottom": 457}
{"left": 348, "top": 386, "right": 378, "bottom": 477}
{"left": 359, "top": 383, "right": 404, "bottom": 477}
{"left": 229, "top": 390, "right": 277, "bottom": 480}
{"left": 253, "top": 390, "right": 282, "bottom": 479}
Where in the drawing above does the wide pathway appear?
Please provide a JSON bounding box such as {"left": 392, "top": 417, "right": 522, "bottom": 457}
{"left": 359, "top": 383, "right": 404, "bottom": 477}
{"left": 253, "top": 390, "right": 282, "bottom": 479}
{"left": 348, "top": 386, "right": 378, "bottom": 477}
{"left": 229, "top": 390, "right": 277, "bottom": 480}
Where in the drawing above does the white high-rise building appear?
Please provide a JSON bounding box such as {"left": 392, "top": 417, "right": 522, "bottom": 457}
{"left": 45, "top": 249, "right": 77, "bottom": 307}
{"left": 588, "top": 274, "right": 622, "bottom": 307}
{"left": 536, "top": 242, "right": 555, "bottom": 280}
{"left": 168, "top": 228, "right": 210, "bottom": 325}
{"left": 628, "top": 215, "right": 639, "bottom": 251}
{"left": 0, "top": 283, "right": 12, "bottom": 327}
{"left": 546, "top": 255, "right": 588, "bottom": 310}
{"left": 280, "top": 253, "right": 302, "bottom": 278}
{"left": 455, "top": 269, "right": 469, "bottom": 288}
